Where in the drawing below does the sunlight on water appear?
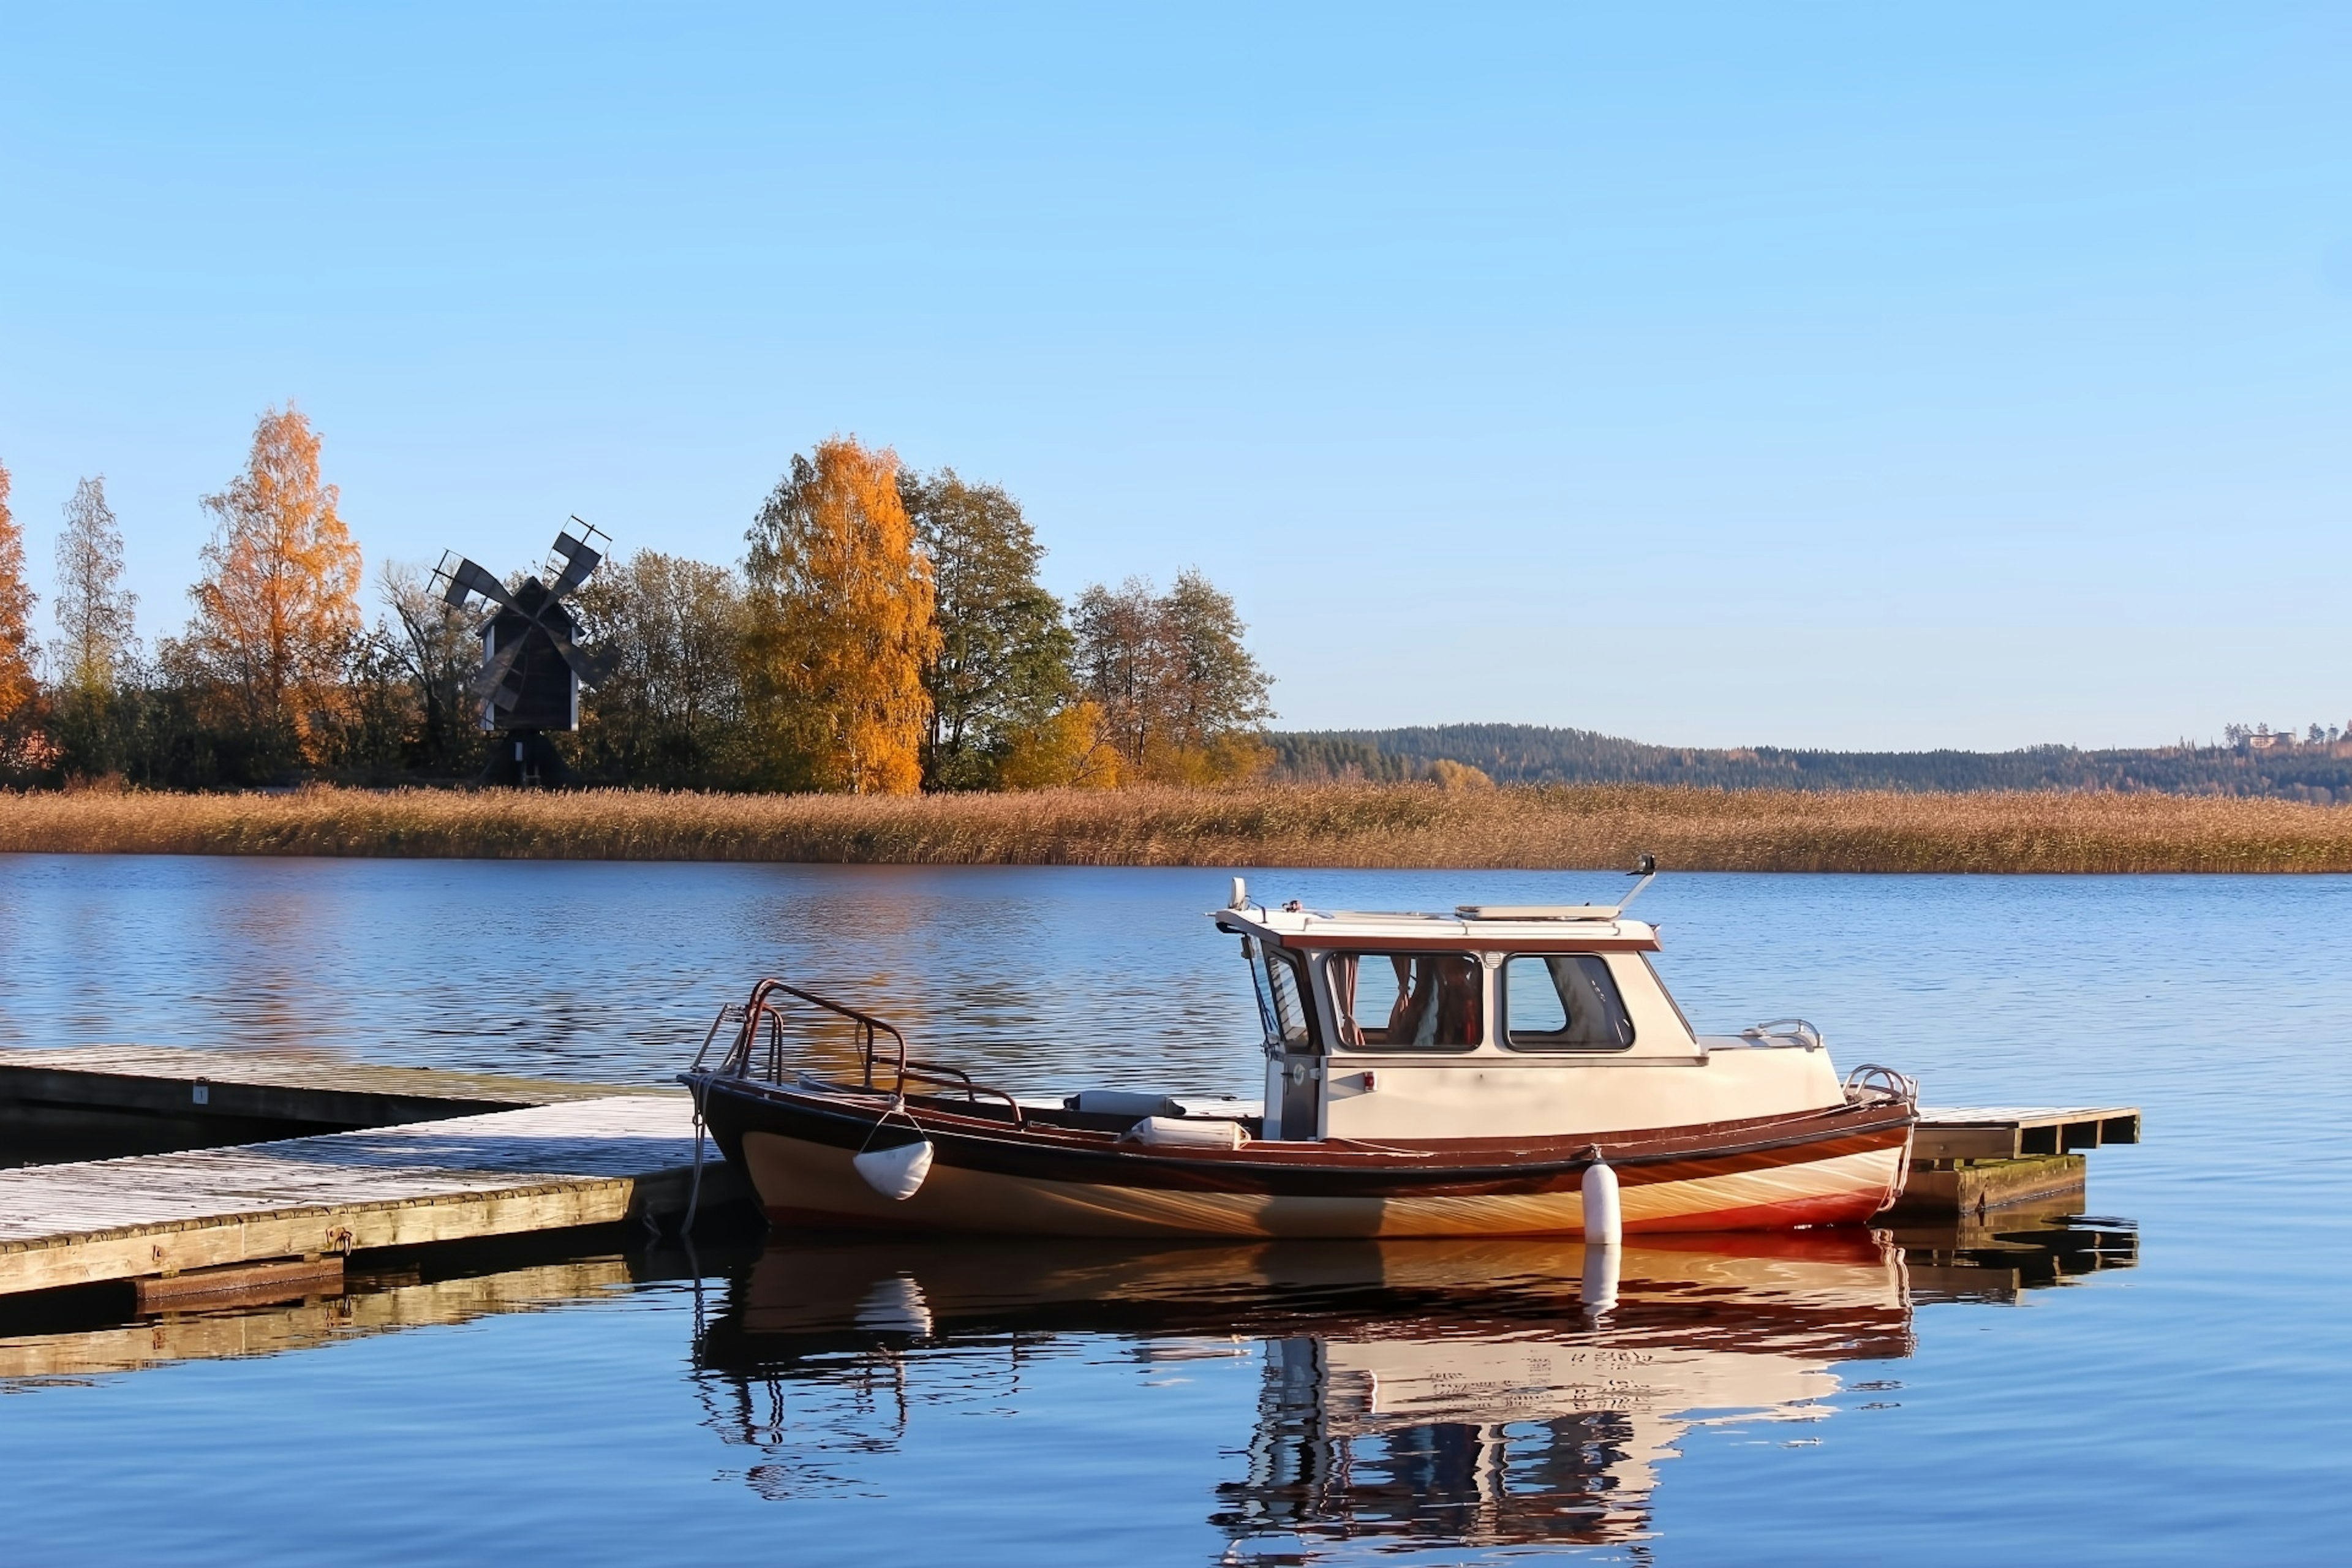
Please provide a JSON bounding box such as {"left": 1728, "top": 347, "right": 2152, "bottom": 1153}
{"left": 0, "top": 858, "right": 2346, "bottom": 1563}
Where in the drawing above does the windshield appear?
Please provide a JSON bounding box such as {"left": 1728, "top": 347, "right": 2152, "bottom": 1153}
{"left": 1502, "top": 954, "right": 1635, "bottom": 1051}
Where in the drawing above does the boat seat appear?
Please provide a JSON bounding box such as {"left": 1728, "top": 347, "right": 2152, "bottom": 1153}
{"left": 1063, "top": 1090, "right": 1258, "bottom": 1122}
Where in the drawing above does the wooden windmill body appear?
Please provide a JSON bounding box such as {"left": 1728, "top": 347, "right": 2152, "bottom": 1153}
{"left": 432, "top": 523, "right": 616, "bottom": 786}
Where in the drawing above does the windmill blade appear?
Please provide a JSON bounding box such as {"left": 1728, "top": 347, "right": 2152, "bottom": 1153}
{"left": 545, "top": 526, "right": 606, "bottom": 600}
{"left": 435, "top": 554, "right": 517, "bottom": 612}
{"left": 469, "top": 635, "right": 530, "bottom": 704}
{"left": 539, "top": 619, "right": 619, "bottom": 689}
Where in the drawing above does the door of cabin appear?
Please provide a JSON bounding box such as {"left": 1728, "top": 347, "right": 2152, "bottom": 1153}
{"left": 1248, "top": 941, "right": 1323, "bottom": 1140}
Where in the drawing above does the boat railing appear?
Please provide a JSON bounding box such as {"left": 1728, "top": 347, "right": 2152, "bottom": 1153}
{"left": 1842, "top": 1062, "right": 1919, "bottom": 1108}
{"left": 1741, "top": 1018, "right": 1825, "bottom": 1050}
{"left": 695, "top": 979, "right": 1025, "bottom": 1125}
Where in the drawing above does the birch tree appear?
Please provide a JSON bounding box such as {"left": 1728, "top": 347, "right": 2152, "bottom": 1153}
{"left": 742, "top": 437, "right": 937, "bottom": 793}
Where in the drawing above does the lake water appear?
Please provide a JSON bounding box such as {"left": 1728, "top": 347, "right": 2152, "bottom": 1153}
{"left": 0, "top": 857, "right": 2346, "bottom": 1564}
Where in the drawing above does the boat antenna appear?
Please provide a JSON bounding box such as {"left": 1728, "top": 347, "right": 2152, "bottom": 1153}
{"left": 1611, "top": 854, "right": 1658, "bottom": 918}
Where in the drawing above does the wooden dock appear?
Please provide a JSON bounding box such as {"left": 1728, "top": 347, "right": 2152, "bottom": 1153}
{"left": 1911, "top": 1105, "right": 2141, "bottom": 1162}
{"left": 1893, "top": 1105, "right": 2141, "bottom": 1221}
{"left": 0, "top": 1093, "right": 740, "bottom": 1298}
{"left": 0, "top": 1044, "right": 628, "bottom": 1169}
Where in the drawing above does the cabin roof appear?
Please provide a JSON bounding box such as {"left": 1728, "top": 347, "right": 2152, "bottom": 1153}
{"left": 1210, "top": 903, "right": 1662, "bottom": 953}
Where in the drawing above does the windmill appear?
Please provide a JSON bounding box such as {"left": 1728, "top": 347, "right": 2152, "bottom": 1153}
{"left": 431, "top": 521, "right": 619, "bottom": 786}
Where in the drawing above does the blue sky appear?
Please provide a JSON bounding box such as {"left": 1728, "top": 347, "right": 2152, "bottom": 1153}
{"left": 2, "top": 2, "right": 2346, "bottom": 749}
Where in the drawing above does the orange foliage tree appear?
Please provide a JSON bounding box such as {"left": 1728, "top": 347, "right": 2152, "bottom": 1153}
{"left": 0, "top": 457, "right": 39, "bottom": 733}
{"left": 176, "top": 405, "right": 363, "bottom": 760}
{"left": 742, "top": 436, "right": 939, "bottom": 793}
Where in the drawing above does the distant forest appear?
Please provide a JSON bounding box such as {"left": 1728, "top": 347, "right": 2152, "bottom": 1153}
{"left": 1269, "top": 724, "right": 2352, "bottom": 804}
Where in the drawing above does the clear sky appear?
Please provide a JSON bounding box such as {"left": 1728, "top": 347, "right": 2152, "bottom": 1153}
{"left": 3, "top": 3, "right": 2346, "bottom": 750}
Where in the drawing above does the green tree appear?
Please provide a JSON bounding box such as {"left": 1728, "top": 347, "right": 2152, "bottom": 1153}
{"left": 573, "top": 549, "right": 748, "bottom": 785}
{"left": 899, "top": 467, "right": 1074, "bottom": 788}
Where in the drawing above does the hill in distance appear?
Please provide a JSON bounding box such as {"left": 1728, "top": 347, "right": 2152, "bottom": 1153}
{"left": 1268, "top": 723, "right": 2352, "bottom": 804}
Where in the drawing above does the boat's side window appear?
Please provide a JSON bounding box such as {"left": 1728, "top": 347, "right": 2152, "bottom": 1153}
{"left": 1325, "top": 951, "right": 1482, "bottom": 1050}
{"left": 1502, "top": 954, "right": 1636, "bottom": 1051}
{"left": 1259, "top": 948, "right": 1319, "bottom": 1049}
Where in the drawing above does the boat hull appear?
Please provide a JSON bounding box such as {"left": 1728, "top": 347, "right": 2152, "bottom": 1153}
{"left": 698, "top": 1078, "right": 1915, "bottom": 1240}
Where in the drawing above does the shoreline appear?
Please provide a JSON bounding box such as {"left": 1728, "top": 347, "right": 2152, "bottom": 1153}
{"left": 3, "top": 783, "right": 2350, "bottom": 873}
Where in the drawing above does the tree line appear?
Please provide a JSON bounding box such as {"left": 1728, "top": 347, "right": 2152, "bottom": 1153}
{"left": 0, "top": 410, "right": 1273, "bottom": 793}
{"left": 1273, "top": 723, "right": 2352, "bottom": 804}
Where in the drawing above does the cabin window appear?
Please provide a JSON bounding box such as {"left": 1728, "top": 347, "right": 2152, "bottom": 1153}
{"left": 1257, "top": 948, "right": 1318, "bottom": 1049}
{"left": 1325, "top": 952, "right": 1483, "bottom": 1050}
{"left": 1502, "top": 954, "right": 1636, "bottom": 1051}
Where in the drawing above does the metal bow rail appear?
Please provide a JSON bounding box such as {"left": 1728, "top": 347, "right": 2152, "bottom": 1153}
{"left": 693, "top": 978, "right": 1026, "bottom": 1125}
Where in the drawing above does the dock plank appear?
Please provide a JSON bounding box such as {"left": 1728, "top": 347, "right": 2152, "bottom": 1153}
{"left": 0, "top": 1044, "right": 631, "bottom": 1107}
{"left": 1913, "top": 1106, "right": 2140, "bottom": 1163}
{"left": 0, "top": 1096, "right": 726, "bottom": 1297}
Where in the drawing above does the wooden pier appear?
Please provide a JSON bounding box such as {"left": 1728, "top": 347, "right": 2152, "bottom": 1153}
{"left": 0, "top": 1049, "right": 743, "bottom": 1299}
{"left": 0, "top": 1044, "right": 621, "bottom": 1167}
{"left": 1892, "top": 1105, "right": 2141, "bottom": 1222}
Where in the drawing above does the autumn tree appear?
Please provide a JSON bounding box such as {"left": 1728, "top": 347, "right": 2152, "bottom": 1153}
{"left": 741, "top": 438, "right": 938, "bottom": 794}
{"left": 1073, "top": 569, "right": 1273, "bottom": 783}
{"left": 995, "top": 699, "right": 1123, "bottom": 790}
{"left": 899, "top": 467, "right": 1074, "bottom": 788}
{"left": 174, "top": 404, "right": 363, "bottom": 764}
{"left": 53, "top": 477, "right": 138, "bottom": 698}
{"left": 573, "top": 549, "right": 748, "bottom": 785}
{"left": 0, "top": 457, "right": 40, "bottom": 750}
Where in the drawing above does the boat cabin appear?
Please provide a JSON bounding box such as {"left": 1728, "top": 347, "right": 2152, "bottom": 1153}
{"left": 1212, "top": 881, "right": 1846, "bottom": 1142}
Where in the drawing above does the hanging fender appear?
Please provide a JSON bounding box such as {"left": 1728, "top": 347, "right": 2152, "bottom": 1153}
{"left": 853, "top": 1137, "right": 935, "bottom": 1200}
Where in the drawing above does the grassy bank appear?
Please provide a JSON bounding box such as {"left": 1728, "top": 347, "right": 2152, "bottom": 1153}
{"left": 3, "top": 783, "right": 2351, "bottom": 872}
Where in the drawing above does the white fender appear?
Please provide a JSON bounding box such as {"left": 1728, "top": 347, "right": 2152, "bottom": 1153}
{"left": 1120, "top": 1116, "right": 1250, "bottom": 1152}
{"left": 1582, "top": 1158, "right": 1623, "bottom": 1245}
{"left": 853, "top": 1139, "right": 935, "bottom": 1200}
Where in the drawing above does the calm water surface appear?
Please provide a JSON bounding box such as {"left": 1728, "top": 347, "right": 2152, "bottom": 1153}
{"left": 0, "top": 858, "right": 2346, "bottom": 1564}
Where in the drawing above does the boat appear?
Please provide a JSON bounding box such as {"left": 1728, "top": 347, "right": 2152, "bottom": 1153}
{"left": 682, "top": 861, "right": 1920, "bottom": 1238}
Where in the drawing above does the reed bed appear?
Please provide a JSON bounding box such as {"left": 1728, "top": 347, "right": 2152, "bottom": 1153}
{"left": 3, "top": 783, "right": 2350, "bottom": 872}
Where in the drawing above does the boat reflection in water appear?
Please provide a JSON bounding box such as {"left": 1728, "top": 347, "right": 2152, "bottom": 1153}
{"left": 693, "top": 1212, "right": 2134, "bottom": 1554}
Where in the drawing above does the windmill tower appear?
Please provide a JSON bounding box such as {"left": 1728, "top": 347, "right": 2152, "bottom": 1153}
{"left": 432, "top": 522, "right": 617, "bottom": 786}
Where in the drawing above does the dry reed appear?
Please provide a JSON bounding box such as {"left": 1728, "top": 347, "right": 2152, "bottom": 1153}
{"left": 2, "top": 783, "right": 2350, "bottom": 872}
